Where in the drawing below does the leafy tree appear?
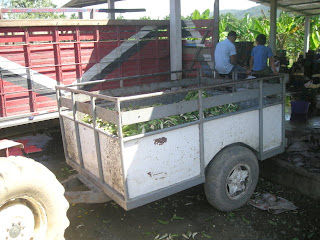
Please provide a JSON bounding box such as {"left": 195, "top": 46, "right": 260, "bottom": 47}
{"left": 276, "top": 12, "right": 304, "bottom": 61}
{"left": 3, "top": 0, "right": 66, "bottom": 19}
{"left": 190, "top": 9, "right": 320, "bottom": 64}
{"left": 192, "top": 9, "right": 210, "bottom": 20}
{"left": 310, "top": 15, "right": 320, "bottom": 50}
{"left": 70, "top": 13, "right": 78, "bottom": 19}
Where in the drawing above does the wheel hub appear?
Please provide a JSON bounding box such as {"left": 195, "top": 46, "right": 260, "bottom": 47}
{"left": 9, "top": 224, "right": 22, "bottom": 238}
{"left": 226, "top": 164, "right": 250, "bottom": 199}
{"left": 0, "top": 198, "right": 47, "bottom": 240}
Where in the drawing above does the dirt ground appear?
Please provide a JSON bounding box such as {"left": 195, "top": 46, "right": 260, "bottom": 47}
{"left": 24, "top": 133, "right": 320, "bottom": 240}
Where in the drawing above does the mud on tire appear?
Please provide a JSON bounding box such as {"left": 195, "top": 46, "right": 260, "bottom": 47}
{"left": 0, "top": 156, "right": 69, "bottom": 240}
{"left": 204, "top": 145, "right": 259, "bottom": 212}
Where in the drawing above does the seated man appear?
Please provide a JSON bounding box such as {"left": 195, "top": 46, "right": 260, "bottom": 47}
{"left": 214, "top": 31, "right": 246, "bottom": 78}
{"left": 248, "top": 34, "right": 278, "bottom": 77}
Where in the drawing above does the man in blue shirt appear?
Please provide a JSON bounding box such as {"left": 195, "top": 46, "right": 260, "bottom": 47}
{"left": 248, "top": 34, "right": 278, "bottom": 76}
{"left": 214, "top": 31, "right": 245, "bottom": 78}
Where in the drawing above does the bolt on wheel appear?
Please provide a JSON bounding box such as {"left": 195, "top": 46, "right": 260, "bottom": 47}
{"left": 0, "top": 198, "right": 47, "bottom": 240}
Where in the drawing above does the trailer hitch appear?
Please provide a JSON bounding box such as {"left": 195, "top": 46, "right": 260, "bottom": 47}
{"left": 61, "top": 174, "right": 111, "bottom": 204}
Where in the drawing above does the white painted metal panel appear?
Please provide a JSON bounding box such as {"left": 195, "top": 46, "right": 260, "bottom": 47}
{"left": 99, "top": 133, "right": 125, "bottom": 195}
{"left": 63, "top": 117, "right": 80, "bottom": 165}
{"left": 263, "top": 104, "right": 282, "bottom": 151}
{"left": 79, "top": 125, "right": 99, "bottom": 178}
{"left": 203, "top": 111, "right": 260, "bottom": 166}
{"left": 123, "top": 125, "right": 200, "bottom": 199}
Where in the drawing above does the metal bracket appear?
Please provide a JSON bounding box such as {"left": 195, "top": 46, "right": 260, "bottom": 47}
{"left": 61, "top": 174, "right": 111, "bottom": 204}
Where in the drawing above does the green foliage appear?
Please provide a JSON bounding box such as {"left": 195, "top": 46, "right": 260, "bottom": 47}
{"left": 4, "top": 0, "right": 66, "bottom": 19}
{"left": 70, "top": 13, "right": 78, "bottom": 19}
{"left": 139, "top": 16, "right": 152, "bottom": 20}
{"left": 190, "top": 8, "right": 320, "bottom": 64}
{"left": 310, "top": 15, "right": 320, "bottom": 50}
{"left": 82, "top": 91, "right": 239, "bottom": 137}
{"left": 191, "top": 9, "right": 210, "bottom": 20}
{"left": 117, "top": 15, "right": 125, "bottom": 20}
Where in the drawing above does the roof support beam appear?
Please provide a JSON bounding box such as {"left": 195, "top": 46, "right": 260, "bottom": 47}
{"left": 213, "top": 0, "right": 219, "bottom": 49}
{"left": 281, "top": 1, "right": 319, "bottom": 7}
{"left": 304, "top": 16, "right": 310, "bottom": 57}
{"left": 170, "top": 0, "right": 182, "bottom": 80}
{"left": 253, "top": 0, "right": 307, "bottom": 16}
{"left": 269, "top": 0, "right": 277, "bottom": 54}
{"left": 108, "top": 0, "right": 115, "bottom": 20}
{"left": 213, "top": 0, "right": 219, "bottom": 77}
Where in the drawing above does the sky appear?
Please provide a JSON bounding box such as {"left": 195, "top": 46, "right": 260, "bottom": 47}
{"left": 54, "top": 0, "right": 259, "bottom": 19}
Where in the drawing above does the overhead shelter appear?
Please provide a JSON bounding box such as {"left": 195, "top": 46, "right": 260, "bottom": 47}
{"left": 249, "top": 0, "right": 320, "bottom": 56}
{"left": 63, "top": 0, "right": 124, "bottom": 19}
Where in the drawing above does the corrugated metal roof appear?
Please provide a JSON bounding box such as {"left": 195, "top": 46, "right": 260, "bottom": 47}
{"left": 250, "top": 0, "right": 320, "bottom": 16}
{"left": 63, "top": 0, "right": 124, "bottom": 8}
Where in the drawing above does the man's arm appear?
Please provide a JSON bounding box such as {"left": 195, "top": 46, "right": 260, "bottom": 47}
{"left": 230, "top": 54, "right": 237, "bottom": 65}
{"left": 269, "top": 56, "right": 278, "bottom": 75}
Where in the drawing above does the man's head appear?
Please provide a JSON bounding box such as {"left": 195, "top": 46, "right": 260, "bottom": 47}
{"left": 256, "top": 34, "right": 267, "bottom": 45}
{"left": 227, "top": 31, "right": 237, "bottom": 43}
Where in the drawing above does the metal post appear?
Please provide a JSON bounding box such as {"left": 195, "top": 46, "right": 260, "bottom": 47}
{"left": 94, "top": 27, "right": 102, "bottom": 80}
{"left": 56, "top": 89, "right": 69, "bottom": 162}
{"left": 90, "top": 8, "right": 95, "bottom": 19}
{"left": 281, "top": 76, "right": 286, "bottom": 149}
{"left": 198, "top": 89, "right": 204, "bottom": 175}
{"left": 170, "top": 0, "right": 182, "bottom": 80}
{"left": 53, "top": 27, "right": 63, "bottom": 85}
{"left": 259, "top": 80, "right": 264, "bottom": 156}
{"left": 269, "top": 0, "right": 277, "bottom": 54}
{"left": 304, "top": 16, "right": 310, "bottom": 57}
{"left": 72, "top": 92, "right": 84, "bottom": 168}
{"left": 91, "top": 96, "right": 105, "bottom": 183}
{"left": 108, "top": 0, "right": 115, "bottom": 20}
{"left": 116, "top": 99, "right": 129, "bottom": 201}
{"left": 213, "top": 0, "right": 219, "bottom": 76}
{"left": 74, "top": 27, "right": 82, "bottom": 85}
{"left": 0, "top": 70, "right": 7, "bottom": 117}
{"left": 24, "top": 28, "right": 37, "bottom": 113}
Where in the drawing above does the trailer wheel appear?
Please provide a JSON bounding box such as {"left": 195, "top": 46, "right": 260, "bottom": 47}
{"left": 204, "top": 145, "right": 259, "bottom": 212}
{"left": 0, "top": 156, "right": 69, "bottom": 240}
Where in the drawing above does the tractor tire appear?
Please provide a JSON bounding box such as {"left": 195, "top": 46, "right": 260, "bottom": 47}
{"left": 204, "top": 145, "right": 259, "bottom": 212}
{"left": 0, "top": 156, "right": 69, "bottom": 240}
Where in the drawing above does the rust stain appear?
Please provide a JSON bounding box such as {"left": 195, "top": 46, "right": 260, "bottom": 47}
{"left": 154, "top": 137, "right": 167, "bottom": 145}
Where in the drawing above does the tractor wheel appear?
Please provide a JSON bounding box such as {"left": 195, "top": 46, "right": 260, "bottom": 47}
{"left": 0, "top": 156, "right": 69, "bottom": 240}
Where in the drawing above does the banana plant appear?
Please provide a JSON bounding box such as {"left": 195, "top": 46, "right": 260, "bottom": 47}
{"left": 310, "top": 15, "right": 320, "bottom": 50}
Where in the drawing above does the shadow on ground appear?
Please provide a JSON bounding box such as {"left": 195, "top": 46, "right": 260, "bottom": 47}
{"left": 20, "top": 132, "right": 320, "bottom": 240}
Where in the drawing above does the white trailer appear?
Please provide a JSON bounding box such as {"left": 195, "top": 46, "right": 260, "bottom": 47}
{"left": 56, "top": 70, "right": 286, "bottom": 212}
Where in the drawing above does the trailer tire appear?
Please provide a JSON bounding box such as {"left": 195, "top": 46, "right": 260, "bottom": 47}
{"left": 0, "top": 156, "right": 69, "bottom": 240}
{"left": 204, "top": 145, "right": 259, "bottom": 212}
